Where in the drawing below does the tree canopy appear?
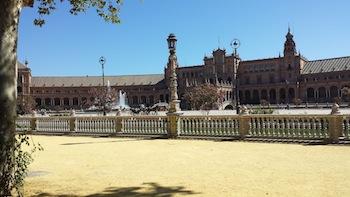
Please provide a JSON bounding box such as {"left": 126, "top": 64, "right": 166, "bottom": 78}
{"left": 183, "top": 84, "right": 223, "bottom": 110}
{"left": 26, "top": 0, "right": 123, "bottom": 26}
{"left": 0, "top": 0, "right": 124, "bottom": 195}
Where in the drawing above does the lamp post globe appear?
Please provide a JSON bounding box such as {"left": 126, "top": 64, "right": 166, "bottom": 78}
{"left": 167, "top": 33, "right": 177, "bottom": 52}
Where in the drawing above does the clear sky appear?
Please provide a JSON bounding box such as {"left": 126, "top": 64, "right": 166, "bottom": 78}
{"left": 18, "top": 0, "right": 350, "bottom": 76}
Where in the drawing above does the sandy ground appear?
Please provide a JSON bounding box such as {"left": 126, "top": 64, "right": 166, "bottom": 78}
{"left": 24, "top": 135, "right": 350, "bottom": 197}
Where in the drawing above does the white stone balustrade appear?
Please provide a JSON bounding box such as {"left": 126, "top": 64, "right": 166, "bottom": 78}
{"left": 121, "top": 116, "right": 167, "bottom": 135}
{"left": 16, "top": 118, "right": 31, "bottom": 131}
{"left": 179, "top": 116, "right": 240, "bottom": 137}
{"left": 248, "top": 115, "right": 329, "bottom": 139}
{"left": 36, "top": 117, "right": 70, "bottom": 132}
{"left": 76, "top": 117, "right": 116, "bottom": 133}
{"left": 343, "top": 115, "right": 350, "bottom": 139}
{"left": 15, "top": 114, "right": 348, "bottom": 143}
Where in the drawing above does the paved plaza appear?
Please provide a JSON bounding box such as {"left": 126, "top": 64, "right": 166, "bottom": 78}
{"left": 24, "top": 135, "right": 350, "bottom": 197}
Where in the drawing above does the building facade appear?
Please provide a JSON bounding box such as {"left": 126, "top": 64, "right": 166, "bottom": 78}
{"left": 17, "top": 30, "right": 350, "bottom": 111}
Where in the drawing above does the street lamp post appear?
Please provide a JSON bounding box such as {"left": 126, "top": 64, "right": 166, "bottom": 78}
{"left": 167, "top": 33, "right": 181, "bottom": 113}
{"left": 231, "top": 39, "right": 240, "bottom": 114}
{"left": 99, "top": 56, "right": 106, "bottom": 115}
{"left": 286, "top": 80, "right": 290, "bottom": 109}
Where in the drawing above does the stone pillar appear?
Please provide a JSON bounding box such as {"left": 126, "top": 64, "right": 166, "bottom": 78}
{"left": 328, "top": 115, "right": 343, "bottom": 143}
{"left": 328, "top": 103, "right": 342, "bottom": 143}
{"left": 115, "top": 116, "right": 122, "bottom": 133}
{"left": 30, "top": 112, "right": 37, "bottom": 132}
{"left": 167, "top": 114, "right": 181, "bottom": 138}
{"left": 238, "top": 106, "right": 250, "bottom": 138}
{"left": 69, "top": 110, "right": 76, "bottom": 132}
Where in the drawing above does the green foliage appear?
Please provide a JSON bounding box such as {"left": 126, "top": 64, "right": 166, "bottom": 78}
{"left": 342, "top": 87, "right": 350, "bottom": 102}
{"left": 34, "top": 0, "right": 123, "bottom": 26}
{"left": 8, "top": 131, "right": 43, "bottom": 196}
{"left": 183, "top": 84, "right": 222, "bottom": 110}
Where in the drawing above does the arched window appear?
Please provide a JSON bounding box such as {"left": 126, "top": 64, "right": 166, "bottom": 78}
{"left": 73, "top": 97, "right": 79, "bottom": 106}
{"left": 280, "top": 89, "right": 286, "bottom": 103}
{"left": 288, "top": 88, "right": 295, "bottom": 100}
{"left": 17, "top": 86, "right": 22, "bottom": 93}
{"left": 244, "top": 90, "right": 251, "bottom": 104}
{"left": 261, "top": 89, "right": 268, "bottom": 100}
{"left": 318, "top": 87, "right": 326, "bottom": 99}
{"left": 45, "top": 98, "right": 51, "bottom": 106}
{"left": 54, "top": 98, "right": 60, "bottom": 106}
{"left": 307, "top": 88, "right": 315, "bottom": 102}
{"left": 141, "top": 96, "right": 147, "bottom": 104}
{"left": 149, "top": 95, "right": 154, "bottom": 105}
{"left": 252, "top": 90, "right": 260, "bottom": 104}
{"left": 330, "top": 86, "right": 339, "bottom": 99}
{"left": 35, "top": 98, "right": 42, "bottom": 107}
{"left": 269, "top": 89, "right": 276, "bottom": 104}
{"left": 132, "top": 96, "right": 138, "bottom": 105}
{"left": 63, "top": 98, "right": 70, "bottom": 106}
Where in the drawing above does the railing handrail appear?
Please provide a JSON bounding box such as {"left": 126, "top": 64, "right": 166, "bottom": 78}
{"left": 16, "top": 113, "right": 349, "bottom": 143}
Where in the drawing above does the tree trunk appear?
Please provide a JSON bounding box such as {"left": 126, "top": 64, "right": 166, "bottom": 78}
{"left": 0, "top": 0, "right": 20, "bottom": 195}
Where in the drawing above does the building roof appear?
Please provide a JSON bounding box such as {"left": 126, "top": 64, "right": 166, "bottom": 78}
{"left": 31, "top": 74, "right": 164, "bottom": 87}
{"left": 17, "top": 61, "right": 28, "bottom": 69}
{"left": 302, "top": 56, "right": 350, "bottom": 74}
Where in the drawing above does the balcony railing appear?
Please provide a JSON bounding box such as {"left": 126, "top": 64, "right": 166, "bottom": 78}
{"left": 16, "top": 113, "right": 350, "bottom": 143}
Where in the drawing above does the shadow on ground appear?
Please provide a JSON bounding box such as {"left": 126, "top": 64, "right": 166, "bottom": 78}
{"left": 31, "top": 182, "right": 199, "bottom": 197}
{"left": 60, "top": 138, "right": 143, "bottom": 146}
{"left": 60, "top": 136, "right": 168, "bottom": 146}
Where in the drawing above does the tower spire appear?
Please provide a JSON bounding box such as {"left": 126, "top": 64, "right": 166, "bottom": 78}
{"left": 288, "top": 24, "right": 291, "bottom": 33}
{"left": 284, "top": 27, "right": 296, "bottom": 56}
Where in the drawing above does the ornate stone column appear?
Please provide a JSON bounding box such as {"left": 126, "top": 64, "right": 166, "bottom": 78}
{"left": 166, "top": 34, "right": 181, "bottom": 113}
{"left": 166, "top": 33, "right": 182, "bottom": 138}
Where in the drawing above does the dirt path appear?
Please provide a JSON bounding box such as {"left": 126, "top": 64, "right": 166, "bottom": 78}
{"left": 24, "top": 135, "right": 350, "bottom": 197}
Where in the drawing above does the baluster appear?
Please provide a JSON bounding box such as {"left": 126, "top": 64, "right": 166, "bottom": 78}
{"left": 214, "top": 119, "right": 219, "bottom": 136}
{"left": 256, "top": 118, "right": 261, "bottom": 136}
{"left": 315, "top": 119, "right": 321, "bottom": 138}
{"left": 204, "top": 118, "right": 208, "bottom": 136}
{"left": 144, "top": 119, "right": 148, "bottom": 134}
{"left": 227, "top": 118, "right": 231, "bottom": 136}
{"left": 321, "top": 118, "right": 327, "bottom": 138}
{"left": 256, "top": 118, "right": 261, "bottom": 137}
{"left": 263, "top": 118, "right": 267, "bottom": 137}
{"left": 193, "top": 118, "right": 197, "bottom": 136}
{"left": 314, "top": 118, "right": 319, "bottom": 138}
{"left": 187, "top": 119, "right": 191, "bottom": 135}
{"left": 197, "top": 118, "right": 201, "bottom": 136}
{"left": 277, "top": 118, "right": 281, "bottom": 137}
{"left": 222, "top": 118, "right": 227, "bottom": 136}
{"left": 213, "top": 119, "right": 217, "bottom": 136}
{"left": 290, "top": 119, "right": 295, "bottom": 138}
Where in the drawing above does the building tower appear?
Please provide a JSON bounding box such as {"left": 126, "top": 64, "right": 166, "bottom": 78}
{"left": 284, "top": 27, "right": 297, "bottom": 57}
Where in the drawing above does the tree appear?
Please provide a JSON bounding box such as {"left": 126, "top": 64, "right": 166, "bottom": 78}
{"left": 183, "top": 84, "right": 223, "bottom": 110}
{"left": 87, "top": 87, "right": 117, "bottom": 111}
{"left": 0, "top": 0, "right": 123, "bottom": 195}
{"left": 342, "top": 87, "right": 350, "bottom": 103}
{"left": 16, "top": 96, "right": 36, "bottom": 115}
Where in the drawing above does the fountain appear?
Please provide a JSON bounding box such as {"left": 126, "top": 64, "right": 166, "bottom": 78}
{"left": 111, "top": 90, "right": 130, "bottom": 110}
{"left": 87, "top": 81, "right": 130, "bottom": 112}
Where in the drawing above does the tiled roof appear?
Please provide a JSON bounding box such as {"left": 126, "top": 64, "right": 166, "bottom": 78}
{"left": 302, "top": 56, "right": 350, "bottom": 74}
{"left": 17, "top": 61, "right": 27, "bottom": 69}
{"left": 31, "top": 74, "right": 164, "bottom": 87}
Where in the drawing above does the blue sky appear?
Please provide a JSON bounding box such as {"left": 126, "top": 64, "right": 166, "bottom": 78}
{"left": 18, "top": 0, "right": 350, "bottom": 76}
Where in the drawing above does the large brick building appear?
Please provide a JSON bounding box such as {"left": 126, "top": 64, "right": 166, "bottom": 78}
{"left": 17, "top": 30, "right": 350, "bottom": 111}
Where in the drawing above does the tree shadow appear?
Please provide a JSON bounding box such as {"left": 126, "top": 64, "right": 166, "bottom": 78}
{"left": 60, "top": 138, "right": 143, "bottom": 146}
{"left": 31, "top": 182, "right": 199, "bottom": 197}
